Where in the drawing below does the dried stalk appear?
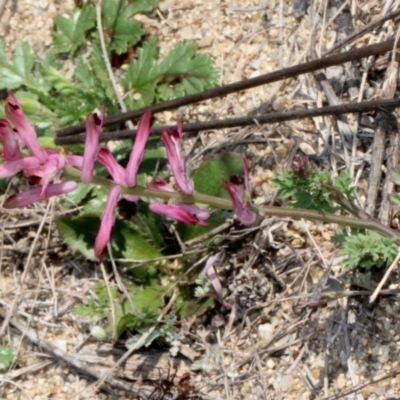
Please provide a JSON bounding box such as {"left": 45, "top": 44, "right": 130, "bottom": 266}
{"left": 56, "top": 38, "right": 400, "bottom": 138}
{"left": 56, "top": 98, "right": 400, "bottom": 145}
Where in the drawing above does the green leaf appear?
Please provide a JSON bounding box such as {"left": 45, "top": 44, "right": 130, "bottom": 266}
{"left": 56, "top": 215, "right": 162, "bottom": 261}
{"left": 101, "top": 0, "right": 144, "bottom": 54}
{"left": 177, "top": 211, "right": 225, "bottom": 242}
{"left": 126, "top": 0, "right": 158, "bottom": 14}
{"left": 273, "top": 166, "right": 336, "bottom": 213}
{"left": 123, "top": 38, "right": 219, "bottom": 109}
{"left": 39, "top": 53, "right": 75, "bottom": 95}
{"left": 175, "top": 153, "right": 244, "bottom": 241}
{"left": 128, "top": 280, "right": 164, "bottom": 314}
{"left": 13, "top": 42, "right": 35, "bottom": 82}
{"left": 87, "top": 42, "right": 116, "bottom": 101}
{"left": 192, "top": 153, "right": 244, "bottom": 197}
{"left": 175, "top": 291, "right": 214, "bottom": 318}
{"left": 74, "top": 282, "right": 117, "bottom": 319}
{"left": 53, "top": 5, "right": 96, "bottom": 54}
{"left": 0, "top": 345, "right": 15, "bottom": 371}
{"left": 340, "top": 230, "right": 398, "bottom": 270}
{"left": 334, "top": 169, "right": 354, "bottom": 199}
{"left": 126, "top": 327, "right": 162, "bottom": 348}
{"left": 393, "top": 170, "right": 400, "bottom": 185}
{"left": 156, "top": 41, "right": 219, "bottom": 100}
{"left": 64, "top": 182, "right": 95, "bottom": 205}
{"left": 135, "top": 201, "right": 166, "bottom": 249}
{"left": 123, "top": 37, "right": 159, "bottom": 107}
{"left": 115, "top": 313, "right": 144, "bottom": 339}
{"left": 392, "top": 193, "right": 400, "bottom": 212}
{"left": 113, "top": 280, "right": 162, "bottom": 339}
{"left": 0, "top": 41, "right": 45, "bottom": 93}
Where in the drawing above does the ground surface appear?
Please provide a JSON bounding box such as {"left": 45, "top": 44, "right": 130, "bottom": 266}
{"left": 1, "top": 0, "right": 400, "bottom": 399}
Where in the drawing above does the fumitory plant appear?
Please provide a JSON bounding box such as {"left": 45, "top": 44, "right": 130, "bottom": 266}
{"left": 3, "top": 89, "right": 400, "bottom": 321}
{"left": 0, "top": 91, "right": 256, "bottom": 262}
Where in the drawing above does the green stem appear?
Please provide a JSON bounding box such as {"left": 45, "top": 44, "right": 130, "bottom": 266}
{"left": 64, "top": 165, "right": 233, "bottom": 209}
{"left": 256, "top": 205, "right": 400, "bottom": 243}
{"left": 64, "top": 166, "right": 400, "bottom": 244}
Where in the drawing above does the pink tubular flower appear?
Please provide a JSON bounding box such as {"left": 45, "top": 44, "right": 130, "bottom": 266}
{"left": 97, "top": 147, "right": 138, "bottom": 202}
{"left": 126, "top": 111, "right": 152, "bottom": 187}
{"left": 25, "top": 152, "right": 67, "bottom": 197}
{"left": 3, "top": 181, "right": 78, "bottom": 209}
{"left": 0, "top": 157, "right": 40, "bottom": 179}
{"left": 94, "top": 185, "right": 122, "bottom": 259}
{"left": 200, "top": 253, "right": 232, "bottom": 310}
{"left": 161, "top": 121, "right": 193, "bottom": 195}
{"left": 0, "top": 119, "right": 22, "bottom": 161}
{"left": 65, "top": 154, "right": 84, "bottom": 170}
{"left": 81, "top": 106, "right": 105, "bottom": 184}
{"left": 222, "top": 158, "right": 257, "bottom": 226}
{"left": 149, "top": 202, "right": 210, "bottom": 226}
{"left": 178, "top": 203, "right": 211, "bottom": 221}
{"left": 97, "top": 147, "right": 126, "bottom": 184}
{"left": 4, "top": 91, "right": 48, "bottom": 163}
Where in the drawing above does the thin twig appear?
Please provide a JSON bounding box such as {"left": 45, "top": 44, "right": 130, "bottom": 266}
{"left": 56, "top": 38, "right": 400, "bottom": 137}
{"left": 323, "top": 8, "right": 400, "bottom": 55}
{"left": 0, "top": 361, "right": 53, "bottom": 382}
{"left": 99, "top": 259, "right": 116, "bottom": 338}
{"left": 95, "top": 0, "right": 133, "bottom": 129}
{"left": 107, "top": 245, "right": 144, "bottom": 319}
{"left": 56, "top": 97, "right": 400, "bottom": 145}
{"left": 0, "top": 308, "right": 148, "bottom": 397}
{"left": 369, "top": 249, "right": 400, "bottom": 303}
{"left": 0, "top": 199, "right": 54, "bottom": 336}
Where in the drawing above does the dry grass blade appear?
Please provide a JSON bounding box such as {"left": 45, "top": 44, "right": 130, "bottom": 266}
{"left": 0, "top": 308, "right": 151, "bottom": 398}
{"left": 0, "top": 361, "right": 54, "bottom": 381}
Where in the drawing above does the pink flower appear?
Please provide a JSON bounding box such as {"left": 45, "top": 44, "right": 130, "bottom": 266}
{"left": 222, "top": 158, "right": 257, "bottom": 226}
{"left": 25, "top": 152, "right": 66, "bottom": 197}
{"left": 3, "top": 181, "right": 78, "bottom": 208}
{"left": 162, "top": 122, "right": 193, "bottom": 195}
{"left": 4, "top": 91, "right": 48, "bottom": 163}
{"left": 65, "top": 154, "right": 84, "bottom": 169}
{"left": 149, "top": 202, "right": 210, "bottom": 226}
{"left": 0, "top": 157, "right": 40, "bottom": 179}
{"left": 97, "top": 147, "right": 138, "bottom": 202}
{"left": 0, "top": 119, "right": 22, "bottom": 161}
{"left": 126, "top": 111, "right": 151, "bottom": 187}
{"left": 97, "top": 147, "right": 126, "bottom": 184}
{"left": 94, "top": 185, "right": 122, "bottom": 259}
{"left": 81, "top": 106, "right": 105, "bottom": 184}
{"left": 200, "top": 253, "right": 232, "bottom": 309}
{"left": 178, "top": 203, "right": 211, "bottom": 221}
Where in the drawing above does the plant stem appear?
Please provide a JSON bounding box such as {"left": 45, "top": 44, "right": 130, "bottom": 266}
{"left": 64, "top": 166, "right": 400, "bottom": 243}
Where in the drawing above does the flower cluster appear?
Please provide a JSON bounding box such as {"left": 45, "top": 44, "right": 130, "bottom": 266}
{"left": 0, "top": 91, "right": 256, "bottom": 259}
{"left": 0, "top": 92, "right": 80, "bottom": 207}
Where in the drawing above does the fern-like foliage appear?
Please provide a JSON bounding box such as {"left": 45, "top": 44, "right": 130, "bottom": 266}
{"left": 0, "top": 0, "right": 219, "bottom": 135}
